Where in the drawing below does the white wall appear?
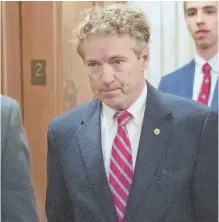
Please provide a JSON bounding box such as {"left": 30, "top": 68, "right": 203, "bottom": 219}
{"left": 128, "top": 1, "right": 195, "bottom": 88}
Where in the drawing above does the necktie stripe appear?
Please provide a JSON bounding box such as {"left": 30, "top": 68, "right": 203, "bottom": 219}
{"left": 109, "top": 179, "right": 129, "bottom": 204}
{"left": 113, "top": 136, "right": 132, "bottom": 158}
{"left": 122, "top": 126, "right": 129, "bottom": 138}
{"left": 111, "top": 194, "right": 125, "bottom": 222}
{"left": 112, "top": 142, "right": 132, "bottom": 164}
{"left": 111, "top": 156, "right": 132, "bottom": 184}
{"left": 112, "top": 144, "right": 133, "bottom": 171}
{"left": 117, "top": 129, "right": 131, "bottom": 150}
{"left": 109, "top": 184, "right": 126, "bottom": 206}
{"left": 113, "top": 196, "right": 125, "bottom": 222}
{"left": 112, "top": 193, "right": 126, "bottom": 212}
{"left": 111, "top": 148, "right": 133, "bottom": 179}
{"left": 109, "top": 167, "right": 132, "bottom": 194}
{"left": 111, "top": 191, "right": 126, "bottom": 216}
{"left": 115, "top": 133, "right": 132, "bottom": 155}
{"left": 109, "top": 169, "right": 129, "bottom": 195}
{"left": 115, "top": 207, "right": 124, "bottom": 219}
{"left": 111, "top": 154, "right": 133, "bottom": 181}
{"left": 114, "top": 134, "right": 131, "bottom": 153}
{"left": 118, "top": 116, "right": 131, "bottom": 127}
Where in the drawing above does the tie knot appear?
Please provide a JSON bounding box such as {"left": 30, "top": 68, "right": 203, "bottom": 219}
{"left": 202, "top": 63, "right": 211, "bottom": 75}
{"left": 114, "top": 111, "right": 132, "bottom": 127}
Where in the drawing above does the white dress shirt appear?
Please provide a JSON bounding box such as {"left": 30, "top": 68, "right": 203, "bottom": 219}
{"left": 101, "top": 83, "right": 147, "bottom": 179}
{"left": 193, "top": 53, "right": 218, "bottom": 106}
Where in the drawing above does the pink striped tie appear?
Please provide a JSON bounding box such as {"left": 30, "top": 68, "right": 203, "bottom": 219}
{"left": 109, "top": 111, "right": 133, "bottom": 222}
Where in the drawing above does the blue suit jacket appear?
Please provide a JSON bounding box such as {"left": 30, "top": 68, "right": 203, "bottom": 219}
{"left": 46, "top": 82, "right": 218, "bottom": 222}
{"left": 159, "top": 60, "right": 218, "bottom": 111}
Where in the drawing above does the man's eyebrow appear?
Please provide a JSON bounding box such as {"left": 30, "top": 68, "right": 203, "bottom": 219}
{"left": 84, "top": 59, "right": 99, "bottom": 64}
{"left": 187, "top": 5, "right": 217, "bottom": 11}
{"left": 203, "top": 5, "right": 217, "bottom": 10}
{"left": 109, "top": 55, "right": 128, "bottom": 60}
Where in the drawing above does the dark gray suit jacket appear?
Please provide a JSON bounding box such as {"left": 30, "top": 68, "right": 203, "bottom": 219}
{"left": 1, "top": 95, "right": 39, "bottom": 222}
{"left": 46, "top": 83, "right": 218, "bottom": 222}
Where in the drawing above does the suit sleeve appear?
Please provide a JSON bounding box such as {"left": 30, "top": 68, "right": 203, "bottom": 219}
{"left": 1, "top": 101, "right": 39, "bottom": 222}
{"left": 192, "top": 111, "right": 218, "bottom": 222}
{"left": 46, "top": 125, "right": 74, "bottom": 221}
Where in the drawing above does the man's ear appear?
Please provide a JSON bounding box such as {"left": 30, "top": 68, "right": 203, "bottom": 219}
{"left": 141, "top": 47, "right": 149, "bottom": 68}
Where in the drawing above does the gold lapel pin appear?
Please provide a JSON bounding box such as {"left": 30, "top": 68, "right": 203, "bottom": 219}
{"left": 154, "top": 128, "right": 160, "bottom": 135}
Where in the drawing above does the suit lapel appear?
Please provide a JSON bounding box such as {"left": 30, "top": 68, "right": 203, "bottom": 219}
{"left": 180, "top": 60, "right": 195, "bottom": 99}
{"left": 124, "top": 83, "right": 173, "bottom": 221}
{"left": 211, "top": 80, "right": 218, "bottom": 112}
{"left": 76, "top": 100, "right": 117, "bottom": 222}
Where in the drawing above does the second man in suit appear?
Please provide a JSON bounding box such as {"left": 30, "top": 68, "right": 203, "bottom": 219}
{"left": 1, "top": 95, "right": 39, "bottom": 222}
{"left": 159, "top": 1, "right": 218, "bottom": 111}
{"left": 46, "top": 4, "right": 218, "bottom": 222}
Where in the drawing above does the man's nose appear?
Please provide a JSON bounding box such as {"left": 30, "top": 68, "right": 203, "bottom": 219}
{"left": 101, "top": 64, "right": 115, "bottom": 85}
{"left": 196, "top": 12, "right": 205, "bottom": 25}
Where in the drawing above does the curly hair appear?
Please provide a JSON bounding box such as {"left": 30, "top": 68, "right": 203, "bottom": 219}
{"left": 73, "top": 4, "right": 151, "bottom": 58}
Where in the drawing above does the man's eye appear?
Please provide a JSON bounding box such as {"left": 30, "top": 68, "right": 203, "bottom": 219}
{"left": 88, "top": 62, "right": 96, "bottom": 67}
{"left": 113, "top": 60, "right": 122, "bottom": 65}
{"left": 187, "top": 11, "right": 196, "bottom": 16}
{"left": 206, "top": 10, "right": 216, "bottom": 15}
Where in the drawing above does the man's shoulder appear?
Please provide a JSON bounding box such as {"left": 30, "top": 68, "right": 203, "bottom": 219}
{"left": 151, "top": 84, "right": 212, "bottom": 121}
{"left": 160, "top": 90, "right": 211, "bottom": 118}
{"left": 162, "top": 60, "right": 195, "bottom": 81}
{"left": 1, "top": 96, "right": 22, "bottom": 151}
{"left": 1, "top": 95, "right": 18, "bottom": 110}
{"left": 48, "top": 99, "right": 99, "bottom": 133}
{"left": 1, "top": 95, "right": 20, "bottom": 118}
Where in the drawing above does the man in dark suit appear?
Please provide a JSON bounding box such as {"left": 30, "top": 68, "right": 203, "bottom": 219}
{"left": 159, "top": 1, "right": 218, "bottom": 111}
{"left": 1, "top": 95, "right": 39, "bottom": 221}
{"left": 46, "top": 4, "right": 218, "bottom": 222}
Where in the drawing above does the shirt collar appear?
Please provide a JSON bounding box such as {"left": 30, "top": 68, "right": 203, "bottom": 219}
{"left": 194, "top": 52, "right": 218, "bottom": 72}
{"left": 102, "top": 82, "right": 147, "bottom": 129}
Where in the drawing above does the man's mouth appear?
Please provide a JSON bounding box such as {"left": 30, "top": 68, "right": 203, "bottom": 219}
{"left": 196, "top": 29, "right": 209, "bottom": 34}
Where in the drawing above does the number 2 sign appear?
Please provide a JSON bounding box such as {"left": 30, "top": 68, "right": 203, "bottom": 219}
{"left": 31, "top": 59, "right": 46, "bottom": 85}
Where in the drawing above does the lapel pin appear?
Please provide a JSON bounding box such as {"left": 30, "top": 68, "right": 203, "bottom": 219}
{"left": 154, "top": 128, "right": 160, "bottom": 135}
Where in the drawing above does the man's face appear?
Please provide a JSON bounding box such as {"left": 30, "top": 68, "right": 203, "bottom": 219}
{"left": 81, "top": 35, "right": 149, "bottom": 110}
{"left": 185, "top": 1, "right": 218, "bottom": 49}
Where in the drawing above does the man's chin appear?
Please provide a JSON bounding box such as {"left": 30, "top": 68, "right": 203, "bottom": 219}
{"left": 102, "top": 97, "right": 127, "bottom": 110}
{"left": 196, "top": 40, "right": 211, "bottom": 49}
